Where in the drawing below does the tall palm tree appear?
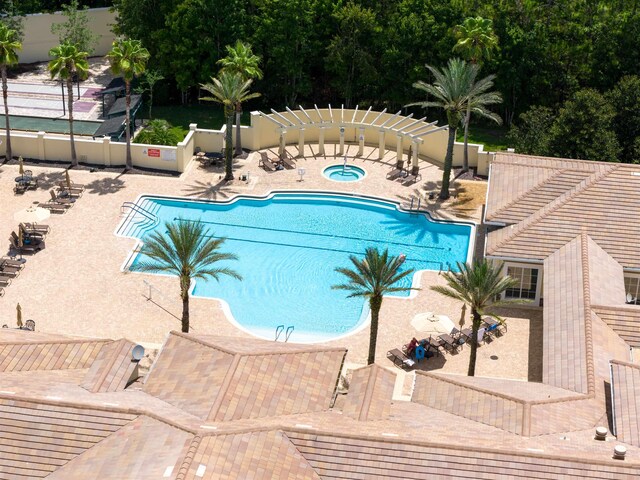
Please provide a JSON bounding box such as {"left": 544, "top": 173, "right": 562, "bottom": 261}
{"left": 48, "top": 42, "right": 89, "bottom": 167}
{"left": 0, "top": 24, "right": 20, "bottom": 162}
{"left": 407, "top": 58, "right": 476, "bottom": 200}
{"left": 200, "top": 72, "right": 260, "bottom": 181}
{"left": 453, "top": 17, "right": 499, "bottom": 172}
{"left": 334, "top": 248, "right": 415, "bottom": 365}
{"left": 107, "top": 39, "right": 150, "bottom": 170}
{"left": 218, "top": 41, "right": 263, "bottom": 157}
{"left": 431, "top": 260, "right": 518, "bottom": 376}
{"left": 133, "top": 219, "right": 242, "bottom": 333}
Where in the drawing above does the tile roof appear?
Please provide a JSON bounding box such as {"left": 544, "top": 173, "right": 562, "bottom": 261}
{"left": 287, "top": 430, "right": 640, "bottom": 479}
{"left": 80, "top": 338, "right": 139, "bottom": 393}
{"left": 0, "top": 398, "right": 137, "bottom": 479}
{"left": 592, "top": 305, "right": 640, "bottom": 347}
{"left": 610, "top": 360, "right": 640, "bottom": 447}
{"left": 47, "top": 416, "right": 193, "bottom": 479}
{"left": 177, "top": 431, "right": 320, "bottom": 480}
{"left": 485, "top": 154, "right": 640, "bottom": 268}
{"left": 342, "top": 364, "right": 395, "bottom": 421}
{"left": 0, "top": 335, "right": 110, "bottom": 373}
{"left": 143, "top": 332, "right": 347, "bottom": 422}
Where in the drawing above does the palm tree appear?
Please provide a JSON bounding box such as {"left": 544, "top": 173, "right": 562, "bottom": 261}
{"left": 431, "top": 260, "right": 518, "bottom": 377}
{"left": 333, "top": 248, "right": 415, "bottom": 365}
{"left": 107, "top": 39, "right": 150, "bottom": 170}
{"left": 218, "top": 41, "right": 263, "bottom": 157}
{"left": 48, "top": 42, "right": 89, "bottom": 167}
{"left": 200, "top": 72, "right": 260, "bottom": 181}
{"left": 0, "top": 24, "right": 20, "bottom": 162}
{"left": 407, "top": 58, "right": 476, "bottom": 200}
{"left": 453, "top": 17, "right": 499, "bottom": 172}
{"left": 133, "top": 219, "right": 242, "bottom": 333}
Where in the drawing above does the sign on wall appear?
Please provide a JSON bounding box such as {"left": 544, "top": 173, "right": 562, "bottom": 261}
{"left": 147, "top": 148, "right": 160, "bottom": 157}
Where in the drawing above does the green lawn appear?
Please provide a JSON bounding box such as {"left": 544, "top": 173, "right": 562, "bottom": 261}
{"left": 139, "top": 104, "right": 252, "bottom": 141}
{"left": 457, "top": 125, "right": 509, "bottom": 152}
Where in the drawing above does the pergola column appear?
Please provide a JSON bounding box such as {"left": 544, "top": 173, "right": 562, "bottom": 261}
{"left": 318, "top": 127, "right": 325, "bottom": 156}
{"left": 278, "top": 131, "right": 285, "bottom": 157}
{"left": 412, "top": 141, "right": 419, "bottom": 167}
{"left": 378, "top": 130, "right": 385, "bottom": 159}
{"left": 396, "top": 134, "right": 403, "bottom": 161}
{"left": 339, "top": 126, "right": 345, "bottom": 155}
{"left": 358, "top": 127, "right": 365, "bottom": 156}
{"left": 297, "top": 128, "right": 305, "bottom": 157}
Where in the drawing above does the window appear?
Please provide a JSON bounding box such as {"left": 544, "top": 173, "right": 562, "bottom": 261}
{"left": 505, "top": 266, "right": 538, "bottom": 300}
{"left": 624, "top": 276, "right": 640, "bottom": 304}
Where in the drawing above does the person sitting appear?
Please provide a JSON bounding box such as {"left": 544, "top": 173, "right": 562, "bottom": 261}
{"left": 405, "top": 337, "right": 419, "bottom": 357}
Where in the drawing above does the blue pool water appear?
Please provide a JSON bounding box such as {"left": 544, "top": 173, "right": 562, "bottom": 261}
{"left": 324, "top": 164, "right": 366, "bottom": 182}
{"left": 123, "top": 192, "right": 473, "bottom": 342}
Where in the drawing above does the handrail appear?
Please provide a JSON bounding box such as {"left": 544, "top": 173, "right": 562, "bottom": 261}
{"left": 285, "top": 325, "right": 294, "bottom": 342}
{"left": 274, "top": 325, "right": 284, "bottom": 341}
{"left": 121, "top": 202, "right": 158, "bottom": 223}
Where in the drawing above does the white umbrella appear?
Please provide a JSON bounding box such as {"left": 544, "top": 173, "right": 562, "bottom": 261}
{"left": 410, "top": 312, "right": 437, "bottom": 331}
{"left": 14, "top": 206, "right": 50, "bottom": 224}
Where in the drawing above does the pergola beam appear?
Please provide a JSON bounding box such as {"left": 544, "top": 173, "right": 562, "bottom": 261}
{"left": 379, "top": 110, "right": 402, "bottom": 128}
{"left": 411, "top": 124, "right": 449, "bottom": 141}
{"left": 299, "top": 105, "right": 314, "bottom": 124}
{"left": 369, "top": 108, "right": 388, "bottom": 127}
{"left": 406, "top": 120, "right": 438, "bottom": 135}
{"left": 286, "top": 107, "right": 305, "bottom": 125}
{"left": 270, "top": 109, "right": 295, "bottom": 127}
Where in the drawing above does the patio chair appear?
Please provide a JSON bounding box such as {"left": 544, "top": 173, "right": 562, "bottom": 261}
{"left": 49, "top": 189, "right": 74, "bottom": 206}
{"left": 24, "top": 320, "right": 35, "bottom": 332}
{"left": 1, "top": 257, "right": 25, "bottom": 269}
{"left": 386, "top": 159, "right": 405, "bottom": 180}
{"left": 38, "top": 202, "right": 68, "bottom": 214}
{"left": 387, "top": 348, "right": 415, "bottom": 369}
{"left": 20, "top": 224, "right": 46, "bottom": 241}
{"left": 259, "top": 152, "right": 277, "bottom": 172}
{"left": 56, "top": 185, "right": 83, "bottom": 198}
{"left": 402, "top": 165, "right": 422, "bottom": 185}
{"left": 280, "top": 154, "right": 296, "bottom": 169}
{"left": 483, "top": 317, "right": 507, "bottom": 336}
{"left": 0, "top": 278, "right": 11, "bottom": 288}
{"left": 22, "top": 223, "right": 50, "bottom": 234}
{"left": 9, "top": 232, "right": 44, "bottom": 253}
{"left": 438, "top": 333, "right": 459, "bottom": 353}
{"left": 13, "top": 182, "right": 27, "bottom": 195}
{"left": 424, "top": 336, "right": 443, "bottom": 356}
{"left": 0, "top": 263, "right": 21, "bottom": 278}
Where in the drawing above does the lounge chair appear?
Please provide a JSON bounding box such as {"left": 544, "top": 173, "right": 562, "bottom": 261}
{"left": 1, "top": 258, "right": 25, "bottom": 269}
{"left": 483, "top": 317, "right": 506, "bottom": 336}
{"left": 280, "top": 154, "right": 296, "bottom": 169}
{"left": 19, "top": 224, "right": 46, "bottom": 241}
{"left": 0, "top": 261, "right": 21, "bottom": 278}
{"left": 0, "top": 278, "right": 11, "bottom": 287}
{"left": 56, "top": 185, "right": 83, "bottom": 198}
{"left": 259, "top": 152, "right": 277, "bottom": 172}
{"left": 438, "top": 333, "right": 459, "bottom": 353}
{"left": 9, "top": 232, "right": 44, "bottom": 253}
{"left": 57, "top": 181, "right": 85, "bottom": 191}
{"left": 49, "top": 189, "right": 74, "bottom": 206}
{"left": 387, "top": 348, "right": 415, "bottom": 369}
{"left": 402, "top": 165, "right": 422, "bottom": 185}
{"left": 38, "top": 202, "right": 67, "bottom": 214}
{"left": 20, "top": 223, "right": 50, "bottom": 236}
{"left": 424, "top": 336, "right": 443, "bottom": 356}
{"left": 386, "top": 160, "right": 405, "bottom": 180}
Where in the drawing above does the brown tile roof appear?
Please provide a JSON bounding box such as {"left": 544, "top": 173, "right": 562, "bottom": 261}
{"left": 610, "top": 360, "right": 640, "bottom": 447}
{"left": 80, "top": 338, "right": 139, "bottom": 393}
{"left": 144, "top": 332, "right": 347, "bottom": 422}
{"left": 485, "top": 155, "right": 640, "bottom": 268}
{"left": 47, "top": 416, "right": 193, "bottom": 479}
{"left": 342, "top": 364, "right": 395, "bottom": 421}
{"left": 0, "top": 336, "right": 110, "bottom": 373}
{"left": 178, "top": 431, "right": 320, "bottom": 479}
{"left": 287, "top": 430, "right": 640, "bottom": 479}
{"left": 592, "top": 305, "right": 640, "bottom": 347}
{"left": 0, "top": 398, "right": 137, "bottom": 479}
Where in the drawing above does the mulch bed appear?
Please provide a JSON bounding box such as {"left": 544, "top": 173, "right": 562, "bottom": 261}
{"left": 453, "top": 167, "right": 486, "bottom": 181}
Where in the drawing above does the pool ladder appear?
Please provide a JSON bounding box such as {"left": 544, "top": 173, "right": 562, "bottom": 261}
{"left": 275, "top": 325, "right": 294, "bottom": 342}
{"left": 408, "top": 196, "right": 421, "bottom": 212}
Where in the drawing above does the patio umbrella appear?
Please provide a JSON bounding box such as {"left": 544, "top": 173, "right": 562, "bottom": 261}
{"left": 65, "top": 169, "right": 71, "bottom": 189}
{"left": 14, "top": 206, "right": 50, "bottom": 224}
{"left": 18, "top": 156, "right": 24, "bottom": 175}
{"left": 16, "top": 303, "right": 22, "bottom": 328}
{"left": 17, "top": 228, "right": 23, "bottom": 248}
{"left": 278, "top": 133, "right": 285, "bottom": 157}
{"left": 410, "top": 312, "right": 437, "bottom": 331}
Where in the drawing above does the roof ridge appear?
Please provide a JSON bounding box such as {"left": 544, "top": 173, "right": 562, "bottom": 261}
{"left": 488, "top": 165, "right": 618, "bottom": 255}
{"left": 0, "top": 338, "right": 110, "bottom": 347}
{"left": 206, "top": 354, "right": 242, "bottom": 422}
{"left": 494, "top": 152, "right": 623, "bottom": 169}
{"left": 175, "top": 435, "right": 202, "bottom": 480}
{"left": 487, "top": 168, "right": 570, "bottom": 221}
{"left": 580, "top": 232, "right": 596, "bottom": 395}
{"left": 609, "top": 359, "right": 640, "bottom": 370}
{"left": 87, "top": 339, "right": 131, "bottom": 394}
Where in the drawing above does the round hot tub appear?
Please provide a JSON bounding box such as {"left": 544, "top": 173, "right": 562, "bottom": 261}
{"left": 323, "top": 164, "right": 366, "bottom": 182}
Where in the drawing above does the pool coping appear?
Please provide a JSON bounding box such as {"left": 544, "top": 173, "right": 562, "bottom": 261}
{"left": 115, "top": 189, "right": 477, "bottom": 344}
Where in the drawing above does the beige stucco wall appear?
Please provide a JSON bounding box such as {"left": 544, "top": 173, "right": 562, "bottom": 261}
{"left": 2, "top": 108, "right": 496, "bottom": 175}
{"left": 19, "top": 8, "right": 116, "bottom": 64}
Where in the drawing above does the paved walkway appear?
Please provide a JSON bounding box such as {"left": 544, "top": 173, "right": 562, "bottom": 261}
{"left": 0, "top": 145, "right": 541, "bottom": 379}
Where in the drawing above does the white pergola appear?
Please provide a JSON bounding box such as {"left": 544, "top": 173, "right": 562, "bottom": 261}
{"left": 259, "top": 104, "right": 449, "bottom": 165}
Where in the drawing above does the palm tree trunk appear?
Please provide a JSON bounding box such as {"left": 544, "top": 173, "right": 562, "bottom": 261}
{"left": 224, "top": 108, "right": 234, "bottom": 181}
{"left": 440, "top": 126, "right": 456, "bottom": 200}
{"left": 368, "top": 296, "right": 383, "bottom": 365}
{"left": 467, "top": 309, "right": 481, "bottom": 376}
{"left": 2, "top": 65, "right": 12, "bottom": 161}
{"left": 67, "top": 78, "right": 77, "bottom": 167}
{"left": 462, "top": 103, "right": 471, "bottom": 172}
{"left": 234, "top": 102, "right": 242, "bottom": 157}
{"left": 125, "top": 80, "right": 132, "bottom": 170}
{"left": 181, "top": 287, "right": 190, "bottom": 333}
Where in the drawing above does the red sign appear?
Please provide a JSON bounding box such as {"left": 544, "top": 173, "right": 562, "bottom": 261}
{"left": 148, "top": 148, "right": 161, "bottom": 157}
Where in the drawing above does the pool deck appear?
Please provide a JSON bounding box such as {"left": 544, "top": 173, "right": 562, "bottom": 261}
{"left": 0, "top": 144, "right": 541, "bottom": 382}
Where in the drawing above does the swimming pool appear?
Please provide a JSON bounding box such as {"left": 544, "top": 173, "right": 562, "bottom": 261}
{"left": 120, "top": 192, "right": 474, "bottom": 342}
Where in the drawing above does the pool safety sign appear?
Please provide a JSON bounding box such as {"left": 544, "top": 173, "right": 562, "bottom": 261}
{"left": 147, "top": 148, "right": 160, "bottom": 157}
{"left": 143, "top": 148, "right": 176, "bottom": 161}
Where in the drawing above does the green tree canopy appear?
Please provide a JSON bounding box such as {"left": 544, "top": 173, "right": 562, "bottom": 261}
{"left": 607, "top": 75, "right": 640, "bottom": 164}
{"left": 506, "top": 106, "right": 555, "bottom": 156}
{"left": 453, "top": 16, "right": 498, "bottom": 64}
{"left": 51, "top": 0, "right": 99, "bottom": 54}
